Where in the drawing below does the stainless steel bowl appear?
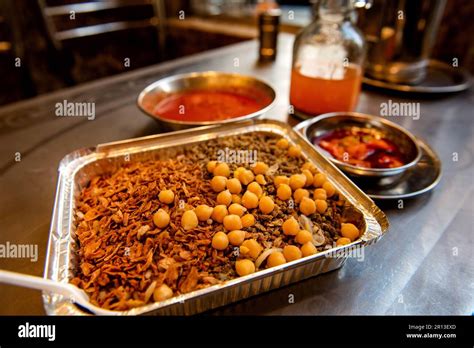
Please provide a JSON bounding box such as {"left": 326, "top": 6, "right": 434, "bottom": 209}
{"left": 137, "top": 71, "right": 277, "bottom": 130}
{"left": 295, "top": 112, "right": 422, "bottom": 178}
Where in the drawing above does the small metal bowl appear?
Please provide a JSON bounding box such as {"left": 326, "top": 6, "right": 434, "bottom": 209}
{"left": 137, "top": 71, "right": 276, "bottom": 130}
{"left": 295, "top": 112, "right": 422, "bottom": 178}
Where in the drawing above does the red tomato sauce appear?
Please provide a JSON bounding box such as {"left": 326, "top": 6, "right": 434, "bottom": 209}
{"left": 315, "top": 127, "right": 406, "bottom": 169}
{"left": 153, "top": 89, "right": 266, "bottom": 122}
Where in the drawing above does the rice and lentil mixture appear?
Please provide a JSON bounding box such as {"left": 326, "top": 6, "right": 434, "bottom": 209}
{"left": 71, "top": 132, "right": 362, "bottom": 311}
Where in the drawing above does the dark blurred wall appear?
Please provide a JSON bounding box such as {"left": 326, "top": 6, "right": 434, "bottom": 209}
{"left": 0, "top": 0, "right": 162, "bottom": 106}
{"left": 0, "top": 0, "right": 472, "bottom": 107}
{"left": 432, "top": 0, "right": 474, "bottom": 71}
{"left": 0, "top": 1, "right": 69, "bottom": 105}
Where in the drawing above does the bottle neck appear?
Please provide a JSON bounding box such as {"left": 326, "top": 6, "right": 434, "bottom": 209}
{"left": 315, "top": 0, "right": 353, "bottom": 23}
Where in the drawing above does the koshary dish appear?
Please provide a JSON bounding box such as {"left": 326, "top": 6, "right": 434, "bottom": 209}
{"left": 72, "top": 133, "right": 364, "bottom": 311}
{"left": 45, "top": 120, "right": 388, "bottom": 315}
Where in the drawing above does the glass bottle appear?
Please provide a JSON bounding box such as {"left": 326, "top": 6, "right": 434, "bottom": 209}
{"left": 289, "top": 0, "right": 366, "bottom": 117}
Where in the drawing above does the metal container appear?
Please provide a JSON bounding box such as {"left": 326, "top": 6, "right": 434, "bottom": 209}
{"left": 44, "top": 119, "right": 389, "bottom": 315}
{"left": 137, "top": 71, "right": 277, "bottom": 130}
{"left": 356, "top": 0, "right": 447, "bottom": 84}
{"left": 295, "top": 112, "right": 422, "bottom": 178}
{"left": 258, "top": 9, "right": 281, "bottom": 61}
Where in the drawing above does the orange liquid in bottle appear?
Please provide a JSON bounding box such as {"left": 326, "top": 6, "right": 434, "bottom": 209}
{"left": 289, "top": 64, "right": 362, "bottom": 115}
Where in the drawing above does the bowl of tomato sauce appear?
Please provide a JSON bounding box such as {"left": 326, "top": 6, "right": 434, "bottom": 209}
{"left": 137, "top": 71, "right": 276, "bottom": 130}
{"left": 295, "top": 112, "right": 422, "bottom": 178}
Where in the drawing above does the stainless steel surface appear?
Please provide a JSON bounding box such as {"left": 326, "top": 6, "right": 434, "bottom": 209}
{"left": 294, "top": 112, "right": 421, "bottom": 178}
{"left": 0, "top": 34, "right": 472, "bottom": 315}
{"left": 137, "top": 71, "right": 277, "bottom": 130}
{"left": 44, "top": 119, "right": 388, "bottom": 315}
{"left": 363, "top": 60, "right": 472, "bottom": 94}
{"left": 357, "top": 0, "right": 447, "bottom": 84}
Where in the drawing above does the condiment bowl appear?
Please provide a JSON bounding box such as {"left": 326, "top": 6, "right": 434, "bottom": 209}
{"left": 295, "top": 112, "right": 422, "bottom": 178}
{"left": 137, "top": 71, "right": 277, "bottom": 130}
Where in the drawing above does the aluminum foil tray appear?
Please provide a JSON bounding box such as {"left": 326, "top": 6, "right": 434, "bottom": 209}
{"left": 43, "top": 119, "right": 389, "bottom": 315}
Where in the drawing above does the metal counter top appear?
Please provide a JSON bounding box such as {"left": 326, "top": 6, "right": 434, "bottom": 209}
{"left": 0, "top": 33, "right": 472, "bottom": 315}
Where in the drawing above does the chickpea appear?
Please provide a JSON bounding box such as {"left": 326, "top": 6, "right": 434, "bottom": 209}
{"left": 300, "top": 242, "right": 317, "bottom": 257}
{"left": 216, "top": 190, "right": 232, "bottom": 206}
{"left": 313, "top": 188, "right": 327, "bottom": 201}
{"left": 241, "top": 213, "right": 255, "bottom": 228}
{"left": 231, "top": 194, "right": 242, "bottom": 204}
{"left": 238, "top": 170, "right": 255, "bottom": 185}
{"left": 252, "top": 161, "right": 268, "bottom": 175}
{"left": 234, "top": 167, "right": 246, "bottom": 179}
{"left": 276, "top": 138, "right": 289, "bottom": 149}
{"left": 241, "top": 239, "right": 263, "bottom": 259}
{"left": 153, "top": 209, "right": 170, "bottom": 228}
{"left": 282, "top": 217, "right": 299, "bottom": 236}
{"left": 194, "top": 204, "right": 213, "bottom": 221}
{"left": 212, "top": 231, "right": 229, "bottom": 250}
{"left": 267, "top": 252, "right": 286, "bottom": 268}
{"left": 283, "top": 245, "right": 302, "bottom": 262}
{"left": 235, "top": 259, "right": 255, "bottom": 276}
{"left": 287, "top": 145, "right": 302, "bottom": 157}
{"left": 158, "top": 190, "right": 175, "bottom": 204}
{"left": 315, "top": 199, "right": 328, "bottom": 214}
{"left": 181, "top": 210, "right": 198, "bottom": 230}
{"left": 248, "top": 182, "right": 263, "bottom": 198}
{"left": 289, "top": 174, "right": 306, "bottom": 190}
{"left": 302, "top": 162, "right": 317, "bottom": 174}
{"left": 227, "top": 230, "right": 246, "bottom": 246}
{"left": 259, "top": 196, "right": 275, "bottom": 214}
{"left": 336, "top": 237, "right": 352, "bottom": 246}
{"left": 313, "top": 173, "right": 327, "bottom": 187}
{"left": 295, "top": 229, "right": 313, "bottom": 245}
{"left": 228, "top": 203, "right": 246, "bottom": 217}
{"left": 277, "top": 184, "right": 292, "bottom": 200}
{"left": 341, "top": 223, "right": 359, "bottom": 241}
{"left": 293, "top": 188, "right": 309, "bottom": 203}
{"left": 207, "top": 161, "right": 217, "bottom": 174}
{"left": 211, "top": 176, "right": 227, "bottom": 193}
{"left": 241, "top": 191, "right": 259, "bottom": 209}
{"left": 153, "top": 284, "right": 173, "bottom": 302}
{"left": 274, "top": 175, "right": 290, "bottom": 187}
{"left": 255, "top": 174, "right": 267, "bottom": 185}
{"left": 226, "top": 178, "right": 242, "bottom": 194}
{"left": 223, "top": 214, "right": 243, "bottom": 231}
{"left": 302, "top": 170, "right": 314, "bottom": 187}
{"left": 300, "top": 197, "right": 316, "bottom": 216}
{"left": 211, "top": 205, "right": 228, "bottom": 223}
{"left": 322, "top": 181, "right": 336, "bottom": 197}
{"left": 214, "top": 162, "right": 230, "bottom": 177}
{"left": 239, "top": 245, "right": 250, "bottom": 255}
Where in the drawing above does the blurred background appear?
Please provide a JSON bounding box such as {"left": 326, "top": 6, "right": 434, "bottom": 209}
{"left": 0, "top": 0, "right": 472, "bottom": 106}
